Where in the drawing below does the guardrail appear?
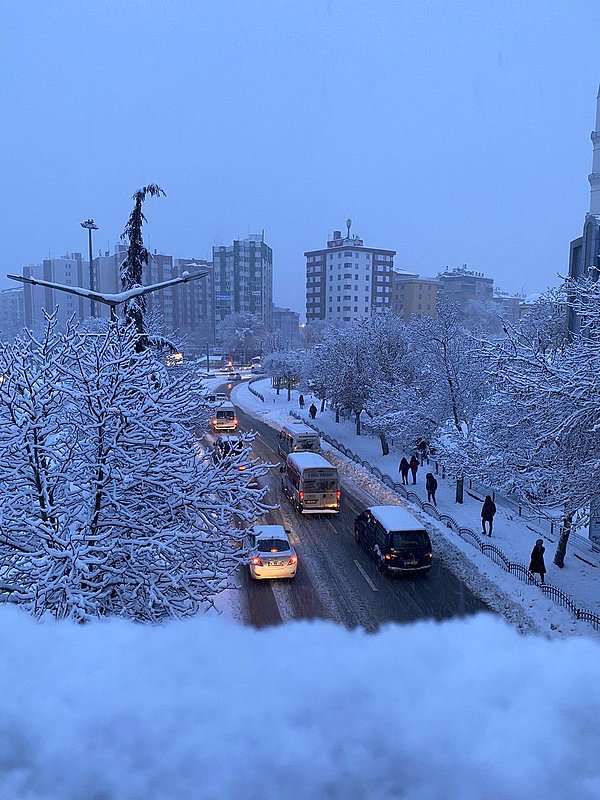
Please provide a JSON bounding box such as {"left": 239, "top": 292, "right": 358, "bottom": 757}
{"left": 291, "top": 411, "right": 600, "bottom": 632}
{"left": 247, "top": 377, "right": 265, "bottom": 402}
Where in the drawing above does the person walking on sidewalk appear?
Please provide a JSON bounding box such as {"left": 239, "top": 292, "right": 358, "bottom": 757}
{"left": 425, "top": 473, "right": 438, "bottom": 506}
{"left": 299, "top": 394, "right": 305, "bottom": 410}
{"left": 308, "top": 403, "right": 317, "bottom": 420}
{"left": 399, "top": 457, "right": 410, "bottom": 485}
{"left": 481, "top": 495, "right": 497, "bottom": 536}
{"left": 409, "top": 455, "right": 419, "bottom": 485}
{"left": 529, "top": 539, "right": 547, "bottom": 584}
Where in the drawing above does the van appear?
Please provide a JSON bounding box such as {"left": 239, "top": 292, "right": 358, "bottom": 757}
{"left": 277, "top": 423, "right": 321, "bottom": 458}
{"left": 281, "top": 452, "right": 340, "bottom": 514}
{"left": 354, "top": 505, "right": 432, "bottom": 574}
{"left": 211, "top": 401, "right": 238, "bottom": 433}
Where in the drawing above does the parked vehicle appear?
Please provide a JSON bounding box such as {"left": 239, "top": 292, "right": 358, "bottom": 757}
{"left": 277, "top": 423, "right": 321, "bottom": 458}
{"left": 281, "top": 452, "right": 340, "bottom": 514}
{"left": 354, "top": 505, "right": 432, "bottom": 575}
{"left": 211, "top": 401, "right": 238, "bottom": 433}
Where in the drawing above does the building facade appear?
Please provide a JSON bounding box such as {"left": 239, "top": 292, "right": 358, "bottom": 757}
{"left": 23, "top": 252, "right": 88, "bottom": 330}
{"left": 0, "top": 287, "right": 24, "bottom": 341}
{"left": 272, "top": 306, "right": 301, "bottom": 348}
{"left": 568, "top": 85, "right": 600, "bottom": 335}
{"left": 391, "top": 270, "right": 439, "bottom": 323}
{"left": 305, "top": 224, "right": 396, "bottom": 323}
{"left": 212, "top": 234, "right": 273, "bottom": 328}
{"left": 437, "top": 265, "right": 494, "bottom": 308}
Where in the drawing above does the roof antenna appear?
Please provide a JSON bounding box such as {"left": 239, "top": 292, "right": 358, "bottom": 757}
{"left": 346, "top": 218, "right": 352, "bottom": 239}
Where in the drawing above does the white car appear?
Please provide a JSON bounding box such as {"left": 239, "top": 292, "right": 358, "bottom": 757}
{"left": 248, "top": 525, "right": 298, "bottom": 580}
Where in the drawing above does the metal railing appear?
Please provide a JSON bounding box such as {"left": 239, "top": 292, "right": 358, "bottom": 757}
{"left": 247, "top": 377, "right": 265, "bottom": 402}
{"left": 292, "top": 412, "right": 600, "bottom": 632}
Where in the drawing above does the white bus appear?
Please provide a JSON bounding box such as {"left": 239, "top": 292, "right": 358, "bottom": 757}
{"left": 211, "top": 401, "right": 238, "bottom": 433}
{"left": 277, "top": 423, "right": 321, "bottom": 458}
{"left": 281, "top": 452, "right": 340, "bottom": 514}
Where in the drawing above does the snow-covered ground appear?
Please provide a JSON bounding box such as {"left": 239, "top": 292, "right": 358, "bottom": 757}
{"left": 2, "top": 605, "right": 600, "bottom": 800}
{"left": 232, "top": 378, "right": 600, "bottom": 638}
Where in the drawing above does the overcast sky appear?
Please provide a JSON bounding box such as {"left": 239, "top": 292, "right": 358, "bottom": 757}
{"left": 2, "top": 0, "right": 598, "bottom": 313}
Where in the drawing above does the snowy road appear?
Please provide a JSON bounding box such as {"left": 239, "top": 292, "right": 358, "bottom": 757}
{"left": 224, "top": 385, "right": 490, "bottom": 630}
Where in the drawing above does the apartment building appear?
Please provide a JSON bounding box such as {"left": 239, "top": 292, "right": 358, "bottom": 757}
{"left": 437, "top": 265, "right": 494, "bottom": 308}
{"left": 391, "top": 270, "right": 439, "bottom": 323}
{"left": 212, "top": 234, "right": 273, "bottom": 328}
{"left": 0, "top": 287, "right": 24, "bottom": 341}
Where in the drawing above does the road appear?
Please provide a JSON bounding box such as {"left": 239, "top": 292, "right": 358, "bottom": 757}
{"left": 215, "top": 380, "right": 490, "bottom": 630}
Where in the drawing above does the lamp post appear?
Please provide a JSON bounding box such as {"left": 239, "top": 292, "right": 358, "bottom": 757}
{"left": 80, "top": 218, "right": 99, "bottom": 317}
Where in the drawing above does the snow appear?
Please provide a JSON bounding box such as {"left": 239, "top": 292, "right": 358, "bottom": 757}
{"left": 232, "top": 378, "right": 600, "bottom": 637}
{"left": 287, "top": 451, "right": 334, "bottom": 470}
{"left": 2, "top": 605, "right": 600, "bottom": 799}
{"left": 369, "top": 504, "right": 425, "bottom": 531}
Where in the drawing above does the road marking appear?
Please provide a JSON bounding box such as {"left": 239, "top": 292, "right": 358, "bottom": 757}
{"left": 354, "top": 559, "right": 378, "bottom": 592}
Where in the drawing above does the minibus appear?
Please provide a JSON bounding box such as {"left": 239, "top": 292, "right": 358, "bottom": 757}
{"left": 277, "top": 423, "right": 321, "bottom": 458}
{"left": 281, "top": 452, "right": 340, "bottom": 514}
{"left": 211, "top": 401, "right": 238, "bottom": 433}
{"left": 354, "top": 505, "right": 433, "bottom": 575}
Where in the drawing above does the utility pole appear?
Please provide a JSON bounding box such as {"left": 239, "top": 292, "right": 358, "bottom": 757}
{"left": 80, "top": 218, "right": 99, "bottom": 317}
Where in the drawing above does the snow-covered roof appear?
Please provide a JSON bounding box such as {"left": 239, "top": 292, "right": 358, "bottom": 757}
{"left": 369, "top": 505, "right": 425, "bottom": 532}
{"left": 282, "top": 423, "right": 320, "bottom": 437}
{"left": 253, "top": 524, "right": 288, "bottom": 540}
{"left": 287, "top": 452, "right": 334, "bottom": 471}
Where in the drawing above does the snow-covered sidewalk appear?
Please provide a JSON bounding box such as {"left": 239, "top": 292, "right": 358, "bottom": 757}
{"left": 233, "top": 377, "right": 600, "bottom": 637}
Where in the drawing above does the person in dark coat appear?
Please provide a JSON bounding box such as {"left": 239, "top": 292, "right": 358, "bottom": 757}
{"left": 529, "top": 539, "right": 546, "bottom": 584}
{"left": 308, "top": 403, "right": 317, "bottom": 420}
{"left": 299, "top": 394, "right": 305, "bottom": 409}
{"left": 399, "top": 457, "right": 410, "bottom": 485}
{"left": 481, "top": 495, "right": 497, "bottom": 536}
{"left": 425, "top": 473, "right": 438, "bottom": 506}
{"left": 409, "top": 455, "right": 419, "bottom": 485}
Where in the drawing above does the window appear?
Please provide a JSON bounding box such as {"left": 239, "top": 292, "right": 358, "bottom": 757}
{"left": 355, "top": 274, "right": 358, "bottom": 280}
{"left": 344, "top": 262, "right": 352, "bottom": 268}
{"left": 354, "top": 306, "right": 358, "bottom": 312}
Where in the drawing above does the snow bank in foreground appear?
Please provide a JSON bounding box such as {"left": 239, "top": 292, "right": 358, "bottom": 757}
{"left": 1, "top": 607, "right": 599, "bottom": 800}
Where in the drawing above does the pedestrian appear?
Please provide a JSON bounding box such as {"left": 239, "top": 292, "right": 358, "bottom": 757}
{"left": 425, "top": 472, "right": 438, "bottom": 506}
{"left": 299, "top": 394, "right": 305, "bottom": 410}
{"left": 481, "top": 495, "right": 497, "bottom": 536}
{"left": 409, "top": 454, "right": 419, "bottom": 485}
{"left": 399, "top": 457, "right": 410, "bottom": 485}
{"left": 529, "top": 539, "right": 547, "bottom": 584}
{"left": 308, "top": 403, "right": 317, "bottom": 420}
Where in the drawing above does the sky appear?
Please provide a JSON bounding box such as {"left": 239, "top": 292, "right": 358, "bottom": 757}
{"left": 2, "top": 0, "right": 599, "bottom": 314}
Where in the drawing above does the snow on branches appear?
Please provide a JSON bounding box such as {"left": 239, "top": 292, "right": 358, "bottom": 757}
{"left": 0, "top": 316, "right": 269, "bottom": 621}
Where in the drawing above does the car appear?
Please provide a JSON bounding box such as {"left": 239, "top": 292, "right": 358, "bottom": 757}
{"left": 228, "top": 372, "right": 242, "bottom": 381}
{"left": 247, "top": 525, "right": 297, "bottom": 580}
{"left": 354, "top": 505, "right": 433, "bottom": 575}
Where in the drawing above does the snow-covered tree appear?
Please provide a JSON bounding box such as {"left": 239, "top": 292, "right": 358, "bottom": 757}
{"left": 217, "top": 312, "right": 264, "bottom": 364}
{"left": 263, "top": 350, "right": 302, "bottom": 400}
{"left": 0, "top": 316, "right": 269, "bottom": 620}
{"left": 120, "top": 183, "right": 166, "bottom": 351}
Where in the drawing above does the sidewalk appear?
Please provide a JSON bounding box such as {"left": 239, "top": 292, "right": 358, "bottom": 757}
{"left": 233, "top": 377, "right": 600, "bottom": 637}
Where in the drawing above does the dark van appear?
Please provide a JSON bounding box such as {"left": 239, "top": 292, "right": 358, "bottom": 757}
{"left": 354, "top": 505, "right": 432, "bottom": 575}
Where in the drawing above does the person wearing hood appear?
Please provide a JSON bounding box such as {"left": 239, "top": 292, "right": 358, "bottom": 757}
{"left": 399, "top": 457, "right": 410, "bottom": 485}
{"left": 481, "top": 495, "right": 496, "bottom": 536}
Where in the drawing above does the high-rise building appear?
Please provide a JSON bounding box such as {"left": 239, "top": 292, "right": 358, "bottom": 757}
{"left": 272, "top": 306, "right": 301, "bottom": 348}
{"left": 0, "top": 287, "right": 24, "bottom": 341}
{"left": 212, "top": 234, "right": 273, "bottom": 328}
{"left": 23, "top": 252, "right": 88, "bottom": 329}
{"left": 305, "top": 223, "right": 396, "bottom": 323}
{"left": 568, "top": 85, "right": 600, "bottom": 335}
{"left": 391, "top": 270, "right": 439, "bottom": 323}
{"left": 437, "top": 265, "right": 493, "bottom": 308}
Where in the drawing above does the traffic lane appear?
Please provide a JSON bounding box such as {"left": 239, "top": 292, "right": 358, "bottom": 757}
{"left": 235, "top": 403, "right": 490, "bottom": 628}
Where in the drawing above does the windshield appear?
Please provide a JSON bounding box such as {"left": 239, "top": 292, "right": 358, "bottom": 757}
{"left": 390, "top": 531, "right": 430, "bottom": 550}
{"left": 216, "top": 410, "right": 235, "bottom": 420}
{"left": 256, "top": 538, "right": 290, "bottom": 553}
{"left": 295, "top": 436, "right": 319, "bottom": 450}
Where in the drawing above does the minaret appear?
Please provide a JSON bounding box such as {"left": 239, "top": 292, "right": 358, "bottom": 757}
{"left": 588, "top": 84, "right": 600, "bottom": 215}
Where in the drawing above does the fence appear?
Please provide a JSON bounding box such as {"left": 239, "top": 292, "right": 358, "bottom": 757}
{"left": 247, "top": 377, "right": 265, "bottom": 402}
{"left": 291, "top": 411, "right": 600, "bottom": 633}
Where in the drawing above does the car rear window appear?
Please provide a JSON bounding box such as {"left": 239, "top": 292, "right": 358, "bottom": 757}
{"left": 390, "top": 531, "right": 430, "bottom": 549}
{"left": 256, "top": 538, "right": 290, "bottom": 553}
{"left": 216, "top": 410, "right": 235, "bottom": 420}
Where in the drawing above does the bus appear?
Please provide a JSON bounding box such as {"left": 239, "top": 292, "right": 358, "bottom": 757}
{"left": 211, "top": 401, "right": 238, "bottom": 433}
{"left": 277, "top": 423, "right": 321, "bottom": 458}
{"left": 281, "top": 452, "right": 340, "bottom": 514}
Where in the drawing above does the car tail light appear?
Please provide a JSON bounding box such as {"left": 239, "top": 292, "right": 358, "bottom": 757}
{"left": 212, "top": 419, "right": 217, "bottom": 425}
{"left": 251, "top": 557, "right": 263, "bottom": 566}
{"left": 233, "top": 418, "right": 238, "bottom": 425}
{"left": 385, "top": 553, "right": 392, "bottom": 560}
{"left": 288, "top": 555, "right": 298, "bottom": 565}
{"left": 425, "top": 552, "right": 433, "bottom": 559}
{"left": 299, "top": 491, "right": 304, "bottom": 501}
{"left": 337, "top": 490, "right": 341, "bottom": 500}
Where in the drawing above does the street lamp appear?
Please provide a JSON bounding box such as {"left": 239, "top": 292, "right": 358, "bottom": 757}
{"left": 80, "top": 218, "right": 99, "bottom": 317}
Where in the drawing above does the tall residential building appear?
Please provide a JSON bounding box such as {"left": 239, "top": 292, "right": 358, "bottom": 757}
{"left": 568, "top": 85, "right": 600, "bottom": 335}
{"left": 23, "top": 252, "right": 88, "bottom": 329}
{"left": 212, "top": 234, "right": 273, "bottom": 328}
{"left": 391, "top": 270, "right": 439, "bottom": 323}
{"left": 0, "top": 287, "right": 24, "bottom": 341}
{"left": 272, "top": 306, "right": 301, "bottom": 348}
{"left": 305, "top": 223, "right": 396, "bottom": 323}
{"left": 437, "top": 265, "right": 493, "bottom": 308}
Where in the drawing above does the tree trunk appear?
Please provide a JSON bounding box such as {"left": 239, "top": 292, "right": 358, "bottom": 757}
{"left": 287, "top": 379, "right": 291, "bottom": 401}
{"left": 355, "top": 411, "right": 361, "bottom": 436}
{"left": 455, "top": 476, "right": 464, "bottom": 504}
{"left": 379, "top": 432, "right": 389, "bottom": 456}
{"left": 554, "top": 513, "right": 573, "bottom": 568}
{"left": 320, "top": 398, "right": 326, "bottom": 412}
{"left": 335, "top": 407, "right": 340, "bottom": 423}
